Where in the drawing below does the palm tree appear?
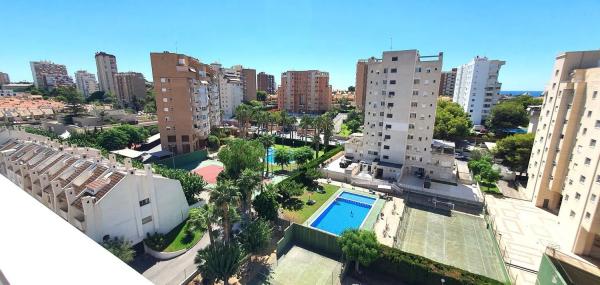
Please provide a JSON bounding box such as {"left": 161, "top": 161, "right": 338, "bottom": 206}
{"left": 235, "top": 104, "right": 253, "bottom": 138}
{"left": 258, "top": 134, "right": 275, "bottom": 178}
{"left": 210, "top": 179, "right": 240, "bottom": 242}
{"left": 195, "top": 242, "right": 244, "bottom": 285}
{"left": 299, "top": 115, "right": 313, "bottom": 144}
{"left": 237, "top": 169, "right": 261, "bottom": 219}
{"left": 320, "top": 113, "right": 335, "bottom": 152}
{"left": 312, "top": 115, "right": 324, "bottom": 158}
{"left": 188, "top": 204, "right": 218, "bottom": 244}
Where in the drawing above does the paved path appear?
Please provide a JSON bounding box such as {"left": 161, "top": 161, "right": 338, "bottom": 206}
{"left": 374, "top": 197, "right": 404, "bottom": 247}
{"left": 141, "top": 233, "right": 210, "bottom": 285}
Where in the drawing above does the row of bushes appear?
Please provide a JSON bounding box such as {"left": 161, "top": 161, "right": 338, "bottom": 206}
{"left": 368, "top": 245, "right": 505, "bottom": 285}
{"left": 280, "top": 145, "right": 343, "bottom": 185}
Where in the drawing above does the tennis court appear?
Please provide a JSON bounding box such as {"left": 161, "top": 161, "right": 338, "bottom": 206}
{"left": 192, "top": 160, "right": 224, "bottom": 185}
{"left": 268, "top": 246, "right": 342, "bottom": 285}
{"left": 395, "top": 207, "right": 508, "bottom": 282}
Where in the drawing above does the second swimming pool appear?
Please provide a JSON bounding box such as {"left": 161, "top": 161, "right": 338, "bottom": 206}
{"left": 310, "top": 191, "right": 376, "bottom": 236}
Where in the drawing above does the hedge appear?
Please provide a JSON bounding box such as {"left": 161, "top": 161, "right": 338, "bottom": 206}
{"left": 368, "top": 245, "right": 506, "bottom": 285}
{"left": 278, "top": 145, "right": 343, "bottom": 186}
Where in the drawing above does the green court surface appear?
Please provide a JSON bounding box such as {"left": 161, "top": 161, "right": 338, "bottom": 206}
{"left": 396, "top": 207, "right": 508, "bottom": 282}
{"left": 269, "top": 246, "right": 342, "bottom": 285}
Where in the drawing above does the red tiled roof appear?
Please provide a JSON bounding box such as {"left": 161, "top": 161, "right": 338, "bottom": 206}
{"left": 49, "top": 158, "right": 77, "bottom": 181}
{"left": 73, "top": 171, "right": 125, "bottom": 210}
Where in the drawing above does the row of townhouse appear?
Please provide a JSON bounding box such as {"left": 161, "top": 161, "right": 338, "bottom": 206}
{"left": 0, "top": 128, "right": 190, "bottom": 245}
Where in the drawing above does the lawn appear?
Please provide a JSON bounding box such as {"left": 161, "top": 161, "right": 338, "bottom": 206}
{"left": 148, "top": 219, "right": 204, "bottom": 252}
{"left": 338, "top": 123, "right": 352, "bottom": 137}
{"left": 476, "top": 177, "right": 502, "bottom": 195}
{"left": 282, "top": 184, "right": 339, "bottom": 223}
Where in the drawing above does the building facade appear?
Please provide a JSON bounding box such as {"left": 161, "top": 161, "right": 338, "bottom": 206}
{"left": 452, "top": 56, "right": 505, "bottom": 125}
{"left": 277, "top": 70, "right": 332, "bottom": 114}
{"left": 234, "top": 66, "right": 256, "bottom": 102}
{"left": 355, "top": 60, "right": 369, "bottom": 111}
{"left": 114, "top": 72, "right": 146, "bottom": 108}
{"left": 74, "top": 70, "right": 99, "bottom": 98}
{"left": 151, "top": 52, "right": 218, "bottom": 154}
{"left": 95, "top": 52, "right": 118, "bottom": 95}
{"left": 439, "top": 68, "right": 457, "bottom": 97}
{"left": 525, "top": 50, "right": 600, "bottom": 259}
{"left": 0, "top": 72, "right": 9, "bottom": 85}
{"left": 257, "top": 72, "right": 276, "bottom": 94}
{"left": 0, "top": 129, "right": 189, "bottom": 245}
{"left": 30, "top": 61, "right": 74, "bottom": 90}
{"left": 349, "top": 50, "right": 444, "bottom": 180}
{"left": 213, "top": 64, "right": 243, "bottom": 119}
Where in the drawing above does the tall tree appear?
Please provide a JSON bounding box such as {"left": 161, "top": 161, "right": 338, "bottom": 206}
{"left": 239, "top": 219, "right": 272, "bottom": 255}
{"left": 273, "top": 147, "right": 292, "bottom": 171}
{"left": 292, "top": 146, "right": 314, "bottom": 167}
{"left": 257, "top": 134, "right": 275, "bottom": 177}
{"left": 338, "top": 229, "right": 379, "bottom": 274}
{"left": 237, "top": 169, "right": 261, "bottom": 218}
{"left": 493, "top": 133, "right": 534, "bottom": 174}
{"left": 210, "top": 179, "right": 240, "bottom": 242}
{"left": 188, "top": 204, "right": 218, "bottom": 244}
{"left": 299, "top": 115, "right": 313, "bottom": 143}
{"left": 312, "top": 116, "right": 324, "bottom": 158}
{"left": 485, "top": 101, "right": 529, "bottom": 133}
{"left": 320, "top": 113, "right": 335, "bottom": 150}
{"left": 195, "top": 242, "right": 245, "bottom": 285}
{"left": 434, "top": 100, "right": 473, "bottom": 141}
{"left": 252, "top": 184, "right": 279, "bottom": 221}
{"left": 234, "top": 104, "right": 253, "bottom": 138}
{"left": 218, "top": 139, "right": 265, "bottom": 179}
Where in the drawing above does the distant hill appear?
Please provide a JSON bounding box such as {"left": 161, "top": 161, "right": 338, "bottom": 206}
{"left": 500, "top": 91, "right": 543, "bottom": 97}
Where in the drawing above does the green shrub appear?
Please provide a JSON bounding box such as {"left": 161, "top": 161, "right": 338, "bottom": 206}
{"left": 369, "top": 245, "right": 505, "bottom": 285}
{"left": 145, "top": 232, "right": 167, "bottom": 250}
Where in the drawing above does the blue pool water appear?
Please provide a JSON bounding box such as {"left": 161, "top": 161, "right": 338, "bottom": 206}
{"left": 310, "top": 192, "right": 375, "bottom": 235}
{"left": 266, "top": 147, "right": 295, "bottom": 164}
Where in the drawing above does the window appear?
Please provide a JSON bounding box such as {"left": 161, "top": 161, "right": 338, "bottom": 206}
{"left": 583, "top": 128, "right": 588, "bottom": 135}
{"left": 167, "top": 135, "right": 176, "bottom": 143}
{"left": 139, "top": 198, "right": 150, "bottom": 207}
{"left": 570, "top": 211, "right": 576, "bottom": 217}
{"left": 585, "top": 212, "right": 591, "bottom": 219}
{"left": 386, "top": 113, "right": 393, "bottom": 118}
{"left": 575, "top": 192, "right": 581, "bottom": 199}
{"left": 160, "top": 78, "right": 167, "bottom": 83}
{"left": 391, "top": 56, "right": 398, "bottom": 61}
{"left": 391, "top": 68, "right": 397, "bottom": 73}
{"left": 596, "top": 175, "right": 600, "bottom": 183}
{"left": 408, "top": 124, "right": 415, "bottom": 129}
{"left": 412, "top": 90, "right": 419, "bottom": 96}
{"left": 592, "top": 194, "right": 597, "bottom": 201}
{"left": 591, "top": 139, "right": 597, "bottom": 147}
{"left": 384, "top": 135, "right": 391, "bottom": 140}
{"left": 588, "top": 111, "right": 593, "bottom": 118}
{"left": 181, "top": 135, "right": 190, "bottom": 142}
{"left": 409, "top": 113, "right": 416, "bottom": 118}
{"left": 162, "top": 98, "right": 168, "bottom": 102}
{"left": 580, "top": 175, "right": 586, "bottom": 183}
{"left": 390, "top": 80, "right": 396, "bottom": 85}
{"left": 383, "top": 155, "right": 389, "bottom": 159}
{"left": 142, "top": 216, "right": 153, "bottom": 224}
{"left": 384, "top": 145, "right": 390, "bottom": 150}
{"left": 585, "top": 158, "right": 591, "bottom": 165}
{"left": 596, "top": 120, "right": 600, "bottom": 128}
{"left": 594, "top": 91, "right": 598, "bottom": 98}
{"left": 161, "top": 87, "right": 167, "bottom": 92}
{"left": 411, "top": 102, "right": 418, "bottom": 107}
{"left": 565, "top": 195, "right": 569, "bottom": 201}
{"left": 413, "top": 79, "right": 420, "bottom": 84}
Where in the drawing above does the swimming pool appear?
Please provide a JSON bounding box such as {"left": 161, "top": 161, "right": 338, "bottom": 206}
{"left": 310, "top": 191, "right": 376, "bottom": 235}
{"left": 266, "top": 147, "right": 295, "bottom": 164}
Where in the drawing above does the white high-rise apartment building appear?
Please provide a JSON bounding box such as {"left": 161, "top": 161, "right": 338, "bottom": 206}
{"left": 525, "top": 50, "right": 600, "bottom": 258}
{"left": 95, "top": 52, "right": 118, "bottom": 95}
{"left": 211, "top": 64, "right": 243, "bottom": 119}
{"left": 74, "top": 70, "right": 99, "bottom": 98}
{"left": 350, "top": 50, "right": 443, "bottom": 180}
{"left": 453, "top": 56, "right": 505, "bottom": 125}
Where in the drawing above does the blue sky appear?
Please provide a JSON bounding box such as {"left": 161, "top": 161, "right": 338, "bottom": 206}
{"left": 1, "top": 0, "right": 599, "bottom": 90}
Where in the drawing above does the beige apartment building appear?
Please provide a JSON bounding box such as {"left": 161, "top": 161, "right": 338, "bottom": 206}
{"left": 355, "top": 60, "right": 368, "bottom": 111}
{"left": 236, "top": 66, "right": 256, "bottom": 102}
{"left": 257, "top": 72, "right": 275, "bottom": 94}
{"left": 95, "top": 52, "right": 118, "bottom": 95}
{"left": 347, "top": 50, "right": 445, "bottom": 180}
{"left": 74, "top": 70, "right": 98, "bottom": 98}
{"left": 0, "top": 72, "right": 9, "bottom": 85}
{"left": 151, "top": 52, "right": 216, "bottom": 154}
{"left": 526, "top": 50, "right": 600, "bottom": 259}
{"left": 114, "top": 72, "right": 146, "bottom": 108}
{"left": 439, "top": 68, "right": 457, "bottom": 97}
{"left": 277, "top": 70, "right": 332, "bottom": 114}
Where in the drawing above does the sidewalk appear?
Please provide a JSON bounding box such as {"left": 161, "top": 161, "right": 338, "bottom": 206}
{"left": 373, "top": 197, "right": 404, "bottom": 247}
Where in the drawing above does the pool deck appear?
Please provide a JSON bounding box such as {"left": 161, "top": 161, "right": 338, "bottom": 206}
{"left": 373, "top": 197, "right": 405, "bottom": 247}
{"left": 304, "top": 185, "right": 383, "bottom": 234}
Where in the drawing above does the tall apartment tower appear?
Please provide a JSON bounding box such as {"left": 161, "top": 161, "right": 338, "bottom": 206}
{"left": 278, "top": 70, "right": 332, "bottom": 114}
{"left": 95, "top": 52, "right": 118, "bottom": 95}
{"left": 30, "top": 61, "right": 74, "bottom": 90}
{"left": 114, "top": 72, "right": 146, "bottom": 107}
{"left": 233, "top": 66, "right": 256, "bottom": 102}
{"left": 355, "top": 60, "right": 369, "bottom": 111}
{"left": 257, "top": 72, "right": 276, "bottom": 94}
{"left": 151, "top": 52, "right": 216, "bottom": 154}
{"left": 211, "top": 64, "right": 243, "bottom": 120}
{"left": 439, "top": 68, "right": 457, "bottom": 96}
{"left": 525, "top": 50, "right": 600, "bottom": 258}
{"left": 0, "top": 72, "right": 9, "bottom": 85}
{"left": 74, "top": 70, "right": 99, "bottom": 98}
{"left": 453, "top": 57, "right": 505, "bottom": 125}
{"left": 358, "top": 50, "right": 443, "bottom": 179}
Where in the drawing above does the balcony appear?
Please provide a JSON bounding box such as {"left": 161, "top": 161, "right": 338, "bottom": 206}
{"left": 72, "top": 216, "right": 86, "bottom": 231}
{"left": 59, "top": 207, "right": 68, "bottom": 220}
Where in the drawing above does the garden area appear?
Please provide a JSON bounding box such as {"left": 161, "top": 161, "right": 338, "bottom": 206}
{"left": 282, "top": 184, "right": 339, "bottom": 223}
{"left": 144, "top": 218, "right": 204, "bottom": 252}
{"left": 468, "top": 155, "right": 502, "bottom": 195}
